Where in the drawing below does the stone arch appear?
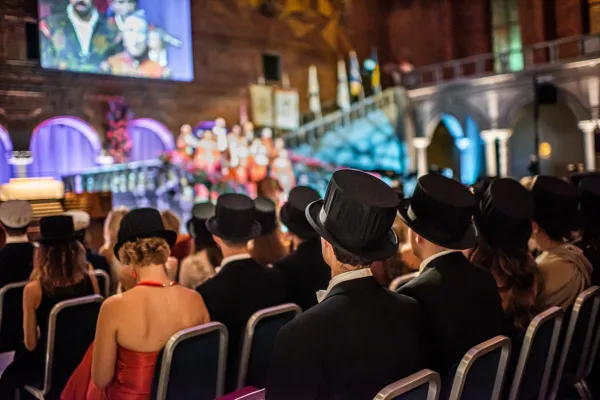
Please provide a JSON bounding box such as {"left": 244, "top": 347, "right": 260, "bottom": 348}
{"left": 128, "top": 118, "right": 176, "bottom": 161}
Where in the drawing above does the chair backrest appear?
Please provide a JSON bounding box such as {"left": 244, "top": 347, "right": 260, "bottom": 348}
{"left": 549, "top": 286, "right": 600, "bottom": 400}
{"left": 236, "top": 388, "right": 266, "bottom": 400}
{"left": 389, "top": 272, "right": 419, "bottom": 291}
{"left": 88, "top": 269, "right": 110, "bottom": 297}
{"left": 155, "top": 322, "right": 228, "bottom": 400}
{"left": 508, "top": 306, "right": 564, "bottom": 400}
{"left": 43, "top": 294, "right": 103, "bottom": 396}
{"left": 448, "top": 335, "right": 511, "bottom": 400}
{"left": 236, "top": 303, "right": 302, "bottom": 390}
{"left": 0, "top": 281, "right": 27, "bottom": 352}
{"left": 374, "top": 369, "right": 441, "bottom": 400}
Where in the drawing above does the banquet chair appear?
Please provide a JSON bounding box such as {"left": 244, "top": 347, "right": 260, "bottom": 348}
{"left": 447, "top": 335, "right": 511, "bottom": 400}
{"left": 236, "top": 303, "right": 301, "bottom": 390}
{"left": 236, "top": 388, "right": 266, "bottom": 400}
{"left": 549, "top": 286, "right": 600, "bottom": 400}
{"left": 507, "top": 306, "right": 564, "bottom": 400}
{"left": 24, "top": 294, "right": 103, "bottom": 400}
{"left": 153, "top": 322, "right": 228, "bottom": 400}
{"left": 0, "top": 281, "right": 27, "bottom": 353}
{"left": 88, "top": 269, "right": 110, "bottom": 298}
{"left": 374, "top": 369, "right": 441, "bottom": 400}
{"left": 389, "top": 272, "right": 419, "bottom": 292}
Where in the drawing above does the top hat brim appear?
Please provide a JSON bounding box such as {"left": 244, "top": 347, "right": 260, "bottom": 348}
{"left": 114, "top": 229, "right": 178, "bottom": 260}
{"left": 397, "top": 198, "right": 477, "bottom": 250}
{"left": 280, "top": 203, "right": 319, "bottom": 240}
{"left": 205, "top": 217, "right": 261, "bottom": 242}
{"left": 306, "top": 200, "right": 398, "bottom": 261}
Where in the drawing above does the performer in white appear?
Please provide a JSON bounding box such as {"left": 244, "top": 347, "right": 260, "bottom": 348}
{"left": 176, "top": 124, "right": 198, "bottom": 157}
{"left": 243, "top": 121, "right": 255, "bottom": 144}
{"left": 270, "top": 137, "right": 295, "bottom": 197}
{"left": 213, "top": 117, "right": 229, "bottom": 153}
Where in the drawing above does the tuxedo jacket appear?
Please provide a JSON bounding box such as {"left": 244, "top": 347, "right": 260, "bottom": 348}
{"left": 266, "top": 276, "right": 425, "bottom": 400}
{"left": 398, "top": 252, "right": 504, "bottom": 378}
{"left": 273, "top": 239, "right": 331, "bottom": 311}
{"left": 0, "top": 242, "right": 35, "bottom": 289}
{"left": 196, "top": 257, "right": 286, "bottom": 390}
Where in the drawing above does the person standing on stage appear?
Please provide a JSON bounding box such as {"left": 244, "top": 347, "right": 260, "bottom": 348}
{"left": 0, "top": 201, "right": 34, "bottom": 288}
{"left": 40, "top": 0, "right": 119, "bottom": 72}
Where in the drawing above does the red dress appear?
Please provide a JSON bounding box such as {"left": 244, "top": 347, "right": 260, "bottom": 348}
{"left": 61, "top": 343, "right": 159, "bottom": 400}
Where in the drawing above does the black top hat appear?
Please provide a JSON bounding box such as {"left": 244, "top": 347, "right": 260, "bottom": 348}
{"left": 187, "top": 202, "right": 216, "bottom": 246}
{"left": 578, "top": 175, "right": 600, "bottom": 231}
{"left": 306, "top": 169, "right": 400, "bottom": 261}
{"left": 280, "top": 186, "right": 321, "bottom": 240}
{"left": 254, "top": 197, "right": 278, "bottom": 235}
{"left": 398, "top": 174, "right": 477, "bottom": 250}
{"left": 114, "top": 208, "right": 177, "bottom": 259}
{"left": 39, "top": 215, "right": 79, "bottom": 243}
{"left": 475, "top": 178, "right": 534, "bottom": 250}
{"left": 531, "top": 175, "right": 581, "bottom": 234}
{"left": 206, "top": 193, "right": 261, "bottom": 242}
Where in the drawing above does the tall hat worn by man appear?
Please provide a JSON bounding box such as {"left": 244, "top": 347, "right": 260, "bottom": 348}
{"left": 0, "top": 200, "right": 35, "bottom": 288}
{"left": 267, "top": 169, "right": 424, "bottom": 400}
{"left": 396, "top": 173, "right": 504, "bottom": 377}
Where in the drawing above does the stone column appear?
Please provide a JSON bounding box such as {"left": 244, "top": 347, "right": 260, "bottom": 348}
{"left": 578, "top": 120, "right": 597, "bottom": 171}
{"left": 480, "top": 130, "right": 498, "bottom": 177}
{"left": 413, "top": 137, "right": 431, "bottom": 178}
{"left": 495, "top": 129, "right": 512, "bottom": 177}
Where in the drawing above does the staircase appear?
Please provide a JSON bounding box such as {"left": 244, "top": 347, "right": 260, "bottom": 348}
{"left": 284, "top": 88, "right": 407, "bottom": 174}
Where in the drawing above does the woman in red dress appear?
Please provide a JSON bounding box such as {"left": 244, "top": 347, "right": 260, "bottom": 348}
{"left": 62, "top": 208, "right": 210, "bottom": 400}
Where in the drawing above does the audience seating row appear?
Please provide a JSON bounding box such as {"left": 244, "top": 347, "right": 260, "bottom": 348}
{"left": 373, "top": 286, "right": 600, "bottom": 400}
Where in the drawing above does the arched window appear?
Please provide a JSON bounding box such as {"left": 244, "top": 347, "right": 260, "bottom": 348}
{"left": 492, "top": 0, "right": 523, "bottom": 72}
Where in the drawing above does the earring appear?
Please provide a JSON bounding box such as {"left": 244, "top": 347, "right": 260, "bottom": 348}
{"left": 132, "top": 269, "right": 137, "bottom": 280}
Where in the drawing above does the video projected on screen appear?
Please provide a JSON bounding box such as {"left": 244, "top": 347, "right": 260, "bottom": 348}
{"left": 38, "top": 0, "right": 194, "bottom": 81}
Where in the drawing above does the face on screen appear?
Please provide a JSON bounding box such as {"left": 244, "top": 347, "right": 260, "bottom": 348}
{"left": 112, "top": 0, "right": 138, "bottom": 18}
{"left": 123, "top": 17, "right": 148, "bottom": 57}
{"left": 70, "top": 0, "right": 93, "bottom": 14}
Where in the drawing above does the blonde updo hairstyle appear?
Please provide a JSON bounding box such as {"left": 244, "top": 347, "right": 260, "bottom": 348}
{"left": 118, "top": 237, "right": 171, "bottom": 268}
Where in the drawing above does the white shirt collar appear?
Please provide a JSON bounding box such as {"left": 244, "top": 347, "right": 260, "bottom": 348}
{"left": 66, "top": 4, "right": 99, "bottom": 56}
{"left": 418, "top": 250, "right": 460, "bottom": 274}
{"left": 5, "top": 235, "right": 29, "bottom": 244}
{"left": 316, "top": 268, "right": 372, "bottom": 303}
{"left": 216, "top": 253, "right": 252, "bottom": 273}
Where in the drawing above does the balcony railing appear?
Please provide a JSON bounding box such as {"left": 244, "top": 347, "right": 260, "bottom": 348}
{"left": 412, "top": 32, "right": 600, "bottom": 87}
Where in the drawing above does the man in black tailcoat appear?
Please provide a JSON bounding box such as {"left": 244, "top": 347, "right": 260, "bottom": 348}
{"left": 267, "top": 169, "right": 424, "bottom": 400}
{"left": 397, "top": 173, "right": 504, "bottom": 379}
{"left": 196, "top": 193, "right": 285, "bottom": 391}
{"left": 274, "top": 186, "right": 330, "bottom": 311}
{"left": 0, "top": 201, "right": 34, "bottom": 288}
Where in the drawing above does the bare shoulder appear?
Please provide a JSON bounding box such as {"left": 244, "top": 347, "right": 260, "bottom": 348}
{"left": 99, "top": 293, "right": 124, "bottom": 316}
{"left": 177, "top": 286, "right": 210, "bottom": 321}
{"left": 23, "top": 281, "right": 42, "bottom": 308}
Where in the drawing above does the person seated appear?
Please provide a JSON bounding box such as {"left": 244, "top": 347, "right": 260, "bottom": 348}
{"left": 397, "top": 173, "right": 504, "bottom": 379}
{"left": 196, "top": 194, "right": 285, "bottom": 390}
{"left": 273, "top": 186, "right": 330, "bottom": 310}
{"left": 179, "top": 203, "right": 221, "bottom": 289}
{"left": 161, "top": 210, "right": 193, "bottom": 265}
{"left": 0, "top": 216, "right": 100, "bottom": 398}
{"left": 62, "top": 208, "right": 210, "bottom": 399}
{"left": 267, "top": 170, "right": 424, "bottom": 399}
{"left": 99, "top": 207, "right": 129, "bottom": 291}
{"left": 469, "top": 178, "right": 539, "bottom": 336}
{"left": 0, "top": 201, "right": 35, "bottom": 288}
{"left": 63, "top": 210, "right": 111, "bottom": 279}
{"left": 530, "top": 176, "right": 592, "bottom": 310}
{"left": 250, "top": 197, "right": 288, "bottom": 265}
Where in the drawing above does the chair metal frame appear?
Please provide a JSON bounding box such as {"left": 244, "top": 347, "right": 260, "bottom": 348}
{"left": 236, "top": 303, "right": 302, "bottom": 389}
{"left": 236, "top": 388, "right": 266, "bottom": 400}
{"left": 374, "top": 369, "right": 441, "bottom": 400}
{"left": 389, "top": 272, "right": 419, "bottom": 292}
{"left": 448, "top": 335, "right": 511, "bottom": 400}
{"left": 88, "top": 269, "right": 110, "bottom": 298}
{"left": 507, "top": 306, "right": 564, "bottom": 400}
{"left": 0, "top": 281, "right": 28, "bottom": 333}
{"left": 549, "top": 286, "right": 600, "bottom": 400}
{"left": 24, "top": 294, "right": 104, "bottom": 400}
{"left": 155, "top": 322, "right": 228, "bottom": 400}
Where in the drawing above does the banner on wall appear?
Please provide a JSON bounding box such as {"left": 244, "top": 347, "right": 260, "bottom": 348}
{"left": 274, "top": 89, "right": 300, "bottom": 130}
{"left": 249, "top": 84, "right": 274, "bottom": 127}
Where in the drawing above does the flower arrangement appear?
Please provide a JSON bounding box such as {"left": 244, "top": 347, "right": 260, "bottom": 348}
{"left": 106, "top": 97, "right": 133, "bottom": 163}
